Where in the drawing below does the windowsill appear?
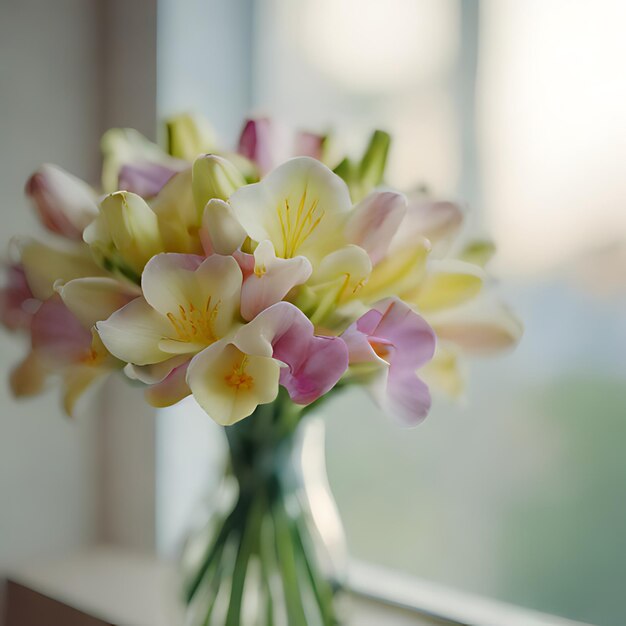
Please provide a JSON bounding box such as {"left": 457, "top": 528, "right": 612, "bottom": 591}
{"left": 4, "top": 545, "right": 589, "bottom": 626}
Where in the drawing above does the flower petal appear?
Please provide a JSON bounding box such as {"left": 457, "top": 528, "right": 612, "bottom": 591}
{"left": 201, "top": 199, "right": 247, "bottom": 255}
{"left": 344, "top": 298, "right": 436, "bottom": 370}
{"left": 342, "top": 298, "right": 436, "bottom": 424}
{"left": 312, "top": 244, "right": 372, "bottom": 297}
{"left": 420, "top": 343, "right": 465, "bottom": 398}
{"left": 0, "top": 264, "right": 37, "bottom": 331}
{"left": 93, "top": 191, "right": 164, "bottom": 273}
{"left": 165, "top": 113, "right": 216, "bottom": 161}
{"left": 25, "top": 165, "right": 98, "bottom": 240}
{"left": 118, "top": 161, "right": 183, "bottom": 198}
{"left": 96, "top": 297, "right": 172, "bottom": 365}
{"left": 124, "top": 355, "right": 189, "bottom": 384}
{"left": 187, "top": 340, "right": 280, "bottom": 425}
{"left": 304, "top": 245, "right": 372, "bottom": 323}
{"left": 295, "top": 131, "right": 325, "bottom": 161}
{"left": 101, "top": 127, "right": 172, "bottom": 193}
{"left": 62, "top": 364, "right": 107, "bottom": 417}
{"left": 429, "top": 295, "right": 523, "bottom": 355}
{"left": 20, "top": 239, "right": 105, "bottom": 300}
{"left": 192, "top": 154, "right": 245, "bottom": 210}
{"left": 240, "top": 240, "right": 312, "bottom": 321}
{"left": 229, "top": 157, "right": 352, "bottom": 263}
{"left": 31, "top": 295, "right": 92, "bottom": 363}
{"left": 150, "top": 168, "right": 203, "bottom": 254}
{"left": 237, "top": 118, "right": 274, "bottom": 175}
{"left": 458, "top": 239, "right": 496, "bottom": 267}
{"left": 371, "top": 298, "right": 437, "bottom": 369}
{"left": 345, "top": 191, "right": 407, "bottom": 264}
{"left": 234, "top": 302, "right": 349, "bottom": 404}
{"left": 358, "top": 237, "right": 430, "bottom": 303}
{"left": 144, "top": 361, "right": 191, "bottom": 408}
{"left": 408, "top": 261, "right": 484, "bottom": 312}
{"left": 10, "top": 352, "right": 48, "bottom": 397}
{"left": 141, "top": 253, "right": 242, "bottom": 338}
{"left": 376, "top": 366, "right": 432, "bottom": 427}
{"left": 391, "top": 199, "right": 463, "bottom": 255}
{"left": 56, "top": 277, "right": 140, "bottom": 329}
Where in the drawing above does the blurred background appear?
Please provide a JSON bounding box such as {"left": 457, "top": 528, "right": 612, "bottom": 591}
{"left": 1, "top": 1, "right": 626, "bottom": 625}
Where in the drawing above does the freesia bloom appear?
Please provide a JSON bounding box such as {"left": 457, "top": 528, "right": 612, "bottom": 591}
{"left": 228, "top": 157, "right": 381, "bottom": 324}
{"left": 238, "top": 118, "right": 325, "bottom": 176}
{"left": 3, "top": 113, "right": 520, "bottom": 427}
{"left": 97, "top": 253, "right": 242, "bottom": 368}
{"left": 230, "top": 301, "right": 348, "bottom": 405}
{"left": 96, "top": 253, "right": 246, "bottom": 412}
{"left": 97, "top": 253, "right": 349, "bottom": 424}
{"left": 187, "top": 302, "right": 348, "bottom": 424}
{"left": 342, "top": 299, "right": 436, "bottom": 425}
{"left": 25, "top": 164, "right": 99, "bottom": 240}
{"left": 10, "top": 294, "right": 122, "bottom": 416}
{"left": 0, "top": 264, "right": 38, "bottom": 331}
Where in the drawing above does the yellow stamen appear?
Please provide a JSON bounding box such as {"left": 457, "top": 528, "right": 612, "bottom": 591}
{"left": 275, "top": 188, "right": 325, "bottom": 258}
{"left": 224, "top": 356, "right": 254, "bottom": 390}
{"left": 167, "top": 296, "right": 220, "bottom": 344}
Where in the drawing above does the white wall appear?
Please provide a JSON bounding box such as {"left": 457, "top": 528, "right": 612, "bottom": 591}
{"left": 0, "top": 0, "right": 103, "bottom": 587}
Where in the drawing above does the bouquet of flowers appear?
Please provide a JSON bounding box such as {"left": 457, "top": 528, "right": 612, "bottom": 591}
{"left": 1, "top": 114, "right": 520, "bottom": 625}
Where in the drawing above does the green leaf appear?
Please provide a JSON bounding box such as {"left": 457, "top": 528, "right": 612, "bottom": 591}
{"left": 459, "top": 239, "right": 496, "bottom": 267}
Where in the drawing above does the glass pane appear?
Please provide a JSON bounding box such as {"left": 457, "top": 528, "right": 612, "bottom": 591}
{"left": 252, "top": 2, "right": 626, "bottom": 626}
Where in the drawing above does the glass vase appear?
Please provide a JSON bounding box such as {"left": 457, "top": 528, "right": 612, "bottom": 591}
{"left": 182, "top": 392, "right": 347, "bottom": 626}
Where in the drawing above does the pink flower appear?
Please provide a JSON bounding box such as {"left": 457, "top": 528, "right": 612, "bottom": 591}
{"left": 25, "top": 165, "right": 98, "bottom": 239}
{"left": 232, "top": 301, "right": 349, "bottom": 405}
{"left": 118, "top": 161, "right": 185, "bottom": 198}
{"left": 0, "top": 264, "right": 38, "bottom": 331}
{"left": 11, "top": 294, "right": 116, "bottom": 416}
{"left": 237, "top": 118, "right": 325, "bottom": 176}
{"left": 342, "top": 298, "right": 436, "bottom": 425}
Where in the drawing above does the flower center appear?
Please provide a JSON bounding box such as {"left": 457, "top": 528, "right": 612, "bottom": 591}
{"left": 276, "top": 188, "right": 325, "bottom": 258}
{"left": 167, "top": 297, "right": 219, "bottom": 344}
{"left": 370, "top": 339, "right": 391, "bottom": 361}
{"left": 225, "top": 356, "right": 254, "bottom": 390}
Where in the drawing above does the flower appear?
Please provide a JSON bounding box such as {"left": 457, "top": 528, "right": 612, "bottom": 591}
{"left": 25, "top": 165, "right": 99, "bottom": 240}
{"left": 84, "top": 191, "right": 164, "bottom": 281}
{"left": 96, "top": 253, "right": 244, "bottom": 408}
{"left": 192, "top": 154, "right": 246, "bottom": 208}
{"left": 0, "top": 264, "right": 38, "bottom": 331}
{"left": 342, "top": 298, "right": 436, "bottom": 425}
{"left": 237, "top": 240, "right": 312, "bottom": 321}
{"left": 10, "top": 293, "right": 123, "bottom": 416}
{"left": 165, "top": 113, "right": 216, "bottom": 161}
{"left": 3, "top": 114, "right": 521, "bottom": 426}
{"left": 393, "top": 200, "right": 521, "bottom": 395}
{"left": 228, "top": 157, "right": 373, "bottom": 323}
{"left": 188, "top": 302, "right": 348, "bottom": 423}
{"left": 237, "top": 118, "right": 326, "bottom": 176}
{"left": 97, "top": 253, "right": 243, "bottom": 367}
{"left": 333, "top": 129, "right": 391, "bottom": 201}
{"left": 231, "top": 301, "right": 348, "bottom": 404}
{"left": 101, "top": 127, "right": 183, "bottom": 195}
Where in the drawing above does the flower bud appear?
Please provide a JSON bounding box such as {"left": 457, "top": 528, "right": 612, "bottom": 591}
{"left": 192, "top": 154, "right": 246, "bottom": 211}
{"left": 25, "top": 165, "right": 98, "bottom": 240}
{"left": 166, "top": 113, "right": 216, "bottom": 161}
{"left": 84, "top": 191, "right": 163, "bottom": 280}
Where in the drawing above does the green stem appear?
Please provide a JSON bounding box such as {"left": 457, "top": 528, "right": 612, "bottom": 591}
{"left": 292, "top": 514, "right": 338, "bottom": 626}
{"left": 273, "top": 498, "right": 309, "bottom": 625}
{"left": 200, "top": 538, "right": 229, "bottom": 626}
{"left": 186, "top": 499, "right": 245, "bottom": 603}
{"left": 258, "top": 513, "right": 276, "bottom": 626}
{"left": 225, "top": 495, "right": 263, "bottom": 626}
